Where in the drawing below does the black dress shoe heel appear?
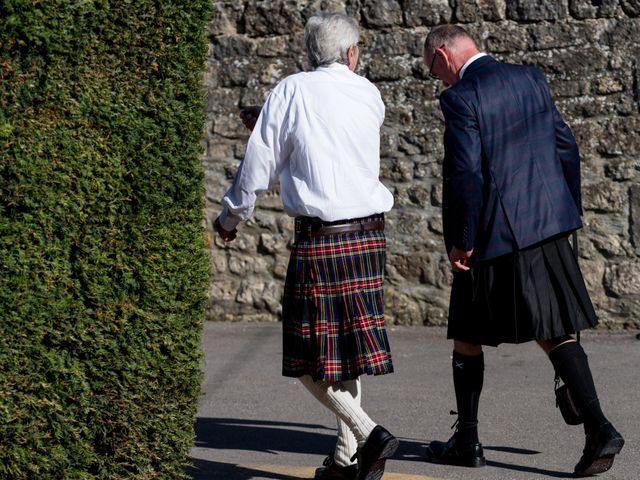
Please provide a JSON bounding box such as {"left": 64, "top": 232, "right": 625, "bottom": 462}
{"left": 424, "top": 434, "right": 486, "bottom": 468}
{"left": 354, "top": 425, "right": 398, "bottom": 480}
{"left": 314, "top": 452, "right": 358, "bottom": 480}
{"left": 574, "top": 423, "right": 624, "bottom": 477}
{"left": 600, "top": 435, "right": 625, "bottom": 456}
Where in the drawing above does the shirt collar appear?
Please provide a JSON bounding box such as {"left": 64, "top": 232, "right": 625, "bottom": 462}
{"left": 459, "top": 52, "right": 488, "bottom": 79}
{"left": 316, "top": 62, "right": 350, "bottom": 71}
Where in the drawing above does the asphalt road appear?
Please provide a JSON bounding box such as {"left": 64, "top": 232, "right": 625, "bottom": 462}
{"left": 188, "top": 322, "right": 639, "bottom": 480}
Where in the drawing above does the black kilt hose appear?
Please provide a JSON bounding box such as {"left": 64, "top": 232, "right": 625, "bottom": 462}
{"left": 448, "top": 235, "right": 597, "bottom": 346}
{"left": 282, "top": 215, "right": 393, "bottom": 382}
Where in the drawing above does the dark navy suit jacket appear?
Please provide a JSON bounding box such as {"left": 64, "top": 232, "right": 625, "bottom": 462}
{"left": 441, "top": 55, "right": 583, "bottom": 261}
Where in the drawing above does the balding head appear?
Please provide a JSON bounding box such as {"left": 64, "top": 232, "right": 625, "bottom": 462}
{"left": 424, "top": 25, "right": 477, "bottom": 57}
{"left": 423, "top": 25, "right": 480, "bottom": 86}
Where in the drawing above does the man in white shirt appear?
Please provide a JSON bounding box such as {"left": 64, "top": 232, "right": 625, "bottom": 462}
{"left": 214, "top": 12, "right": 397, "bottom": 480}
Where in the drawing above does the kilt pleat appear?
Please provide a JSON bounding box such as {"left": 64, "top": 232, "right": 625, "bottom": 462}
{"left": 448, "top": 235, "right": 597, "bottom": 346}
{"left": 282, "top": 230, "right": 393, "bottom": 382}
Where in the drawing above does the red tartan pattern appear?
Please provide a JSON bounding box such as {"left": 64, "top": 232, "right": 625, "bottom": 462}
{"left": 282, "top": 230, "right": 393, "bottom": 382}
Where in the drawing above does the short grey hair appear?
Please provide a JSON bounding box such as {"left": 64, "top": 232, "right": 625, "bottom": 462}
{"left": 304, "top": 12, "right": 359, "bottom": 68}
{"left": 424, "top": 24, "right": 476, "bottom": 54}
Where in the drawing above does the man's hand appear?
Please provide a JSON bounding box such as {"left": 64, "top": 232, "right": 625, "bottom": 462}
{"left": 449, "top": 246, "right": 473, "bottom": 272}
{"left": 214, "top": 217, "right": 237, "bottom": 242}
{"left": 239, "top": 105, "right": 262, "bottom": 132}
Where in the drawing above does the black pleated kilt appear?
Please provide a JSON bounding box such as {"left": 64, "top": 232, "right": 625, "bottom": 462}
{"left": 447, "top": 235, "right": 598, "bottom": 346}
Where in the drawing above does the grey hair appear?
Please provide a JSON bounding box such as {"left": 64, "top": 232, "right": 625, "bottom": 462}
{"left": 304, "top": 12, "right": 359, "bottom": 68}
{"left": 424, "top": 24, "right": 476, "bottom": 54}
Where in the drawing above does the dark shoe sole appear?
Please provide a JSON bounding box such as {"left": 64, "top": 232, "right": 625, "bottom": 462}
{"left": 574, "top": 436, "right": 625, "bottom": 477}
{"left": 359, "top": 437, "right": 399, "bottom": 480}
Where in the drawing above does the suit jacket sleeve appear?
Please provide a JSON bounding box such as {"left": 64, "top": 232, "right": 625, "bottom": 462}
{"left": 440, "top": 88, "right": 483, "bottom": 252}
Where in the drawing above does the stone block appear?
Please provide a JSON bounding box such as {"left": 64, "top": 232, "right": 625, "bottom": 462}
{"left": 362, "top": 0, "right": 404, "bottom": 28}
{"left": 604, "top": 261, "right": 640, "bottom": 296}
{"left": 380, "top": 126, "right": 399, "bottom": 158}
{"left": 527, "top": 22, "right": 591, "bottom": 51}
{"left": 206, "top": 140, "right": 234, "bottom": 162}
{"left": 569, "top": 0, "right": 618, "bottom": 18}
{"left": 398, "top": 136, "right": 422, "bottom": 155}
{"left": 621, "top": 0, "right": 640, "bottom": 16}
{"left": 525, "top": 46, "right": 608, "bottom": 76}
{"left": 217, "top": 57, "right": 260, "bottom": 87}
{"left": 597, "top": 18, "right": 640, "bottom": 51}
{"left": 210, "top": 252, "right": 228, "bottom": 274}
{"left": 209, "top": 278, "right": 240, "bottom": 302}
{"left": 208, "top": 2, "right": 244, "bottom": 36}
{"left": 228, "top": 253, "right": 271, "bottom": 275}
{"left": 597, "top": 116, "right": 640, "bottom": 157}
{"left": 453, "top": 0, "right": 506, "bottom": 23}
{"left": 605, "top": 157, "right": 640, "bottom": 182}
{"left": 414, "top": 155, "right": 442, "bottom": 180}
{"left": 212, "top": 35, "right": 257, "bottom": 60}
{"left": 386, "top": 211, "right": 439, "bottom": 249}
{"left": 506, "top": 0, "right": 569, "bottom": 21}
{"left": 213, "top": 113, "right": 245, "bottom": 138}
{"left": 582, "top": 182, "right": 626, "bottom": 213}
{"left": 256, "top": 188, "right": 285, "bottom": 211}
{"left": 300, "top": 0, "right": 349, "bottom": 21}
{"left": 259, "top": 233, "right": 288, "bottom": 254}
{"left": 368, "top": 30, "right": 426, "bottom": 57}
{"left": 482, "top": 21, "right": 529, "bottom": 53}
{"left": 596, "top": 76, "right": 625, "bottom": 95}
{"left": 407, "top": 184, "right": 431, "bottom": 207}
{"left": 403, "top": 0, "right": 452, "bottom": 27}
{"left": 583, "top": 212, "right": 633, "bottom": 258}
{"left": 259, "top": 59, "right": 298, "bottom": 85}
{"left": 273, "top": 254, "right": 289, "bottom": 279}
{"left": 382, "top": 157, "right": 415, "bottom": 182}
{"left": 256, "top": 36, "right": 287, "bottom": 57}
{"left": 206, "top": 88, "right": 242, "bottom": 115}
{"left": 556, "top": 93, "right": 636, "bottom": 117}
{"left": 431, "top": 183, "right": 443, "bottom": 206}
{"left": 243, "top": 1, "right": 305, "bottom": 36}
{"left": 367, "top": 56, "right": 413, "bottom": 81}
{"left": 384, "top": 287, "right": 425, "bottom": 325}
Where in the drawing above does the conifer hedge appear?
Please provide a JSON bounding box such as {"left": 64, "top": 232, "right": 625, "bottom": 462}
{"left": 0, "top": 1, "right": 211, "bottom": 478}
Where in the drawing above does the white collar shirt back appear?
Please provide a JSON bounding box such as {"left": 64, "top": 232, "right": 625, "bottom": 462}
{"left": 219, "top": 63, "right": 394, "bottom": 230}
{"left": 459, "top": 52, "right": 488, "bottom": 79}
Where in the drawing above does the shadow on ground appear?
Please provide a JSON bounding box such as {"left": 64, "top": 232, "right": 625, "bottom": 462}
{"left": 190, "top": 417, "right": 573, "bottom": 479}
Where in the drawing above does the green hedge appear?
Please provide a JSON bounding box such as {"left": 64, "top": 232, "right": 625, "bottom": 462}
{"left": 0, "top": 1, "right": 211, "bottom": 478}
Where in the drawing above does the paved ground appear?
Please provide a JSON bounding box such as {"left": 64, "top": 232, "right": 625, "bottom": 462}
{"left": 188, "top": 322, "right": 639, "bottom": 480}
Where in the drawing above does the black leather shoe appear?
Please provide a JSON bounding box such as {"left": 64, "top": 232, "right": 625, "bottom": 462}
{"left": 574, "top": 422, "right": 624, "bottom": 477}
{"left": 314, "top": 453, "right": 357, "bottom": 480}
{"left": 353, "top": 425, "right": 399, "bottom": 480}
{"left": 424, "top": 433, "right": 486, "bottom": 468}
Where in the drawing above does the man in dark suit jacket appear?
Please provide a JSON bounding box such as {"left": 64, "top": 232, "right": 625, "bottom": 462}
{"left": 422, "top": 25, "right": 624, "bottom": 476}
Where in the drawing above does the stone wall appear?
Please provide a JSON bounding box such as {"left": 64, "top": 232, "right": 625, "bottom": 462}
{"left": 203, "top": 0, "right": 640, "bottom": 329}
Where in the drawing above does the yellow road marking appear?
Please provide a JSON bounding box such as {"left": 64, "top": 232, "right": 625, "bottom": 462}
{"left": 244, "top": 463, "right": 444, "bottom": 480}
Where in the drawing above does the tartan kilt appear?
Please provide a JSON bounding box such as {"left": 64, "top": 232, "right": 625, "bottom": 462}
{"left": 282, "top": 230, "right": 393, "bottom": 382}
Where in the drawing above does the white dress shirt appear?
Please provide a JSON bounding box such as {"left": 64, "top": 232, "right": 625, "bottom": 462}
{"left": 459, "top": 52, "right": 488, "bottom": 79}
{"left": 218, "top": 63, "right": 394, "bottom": 231}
